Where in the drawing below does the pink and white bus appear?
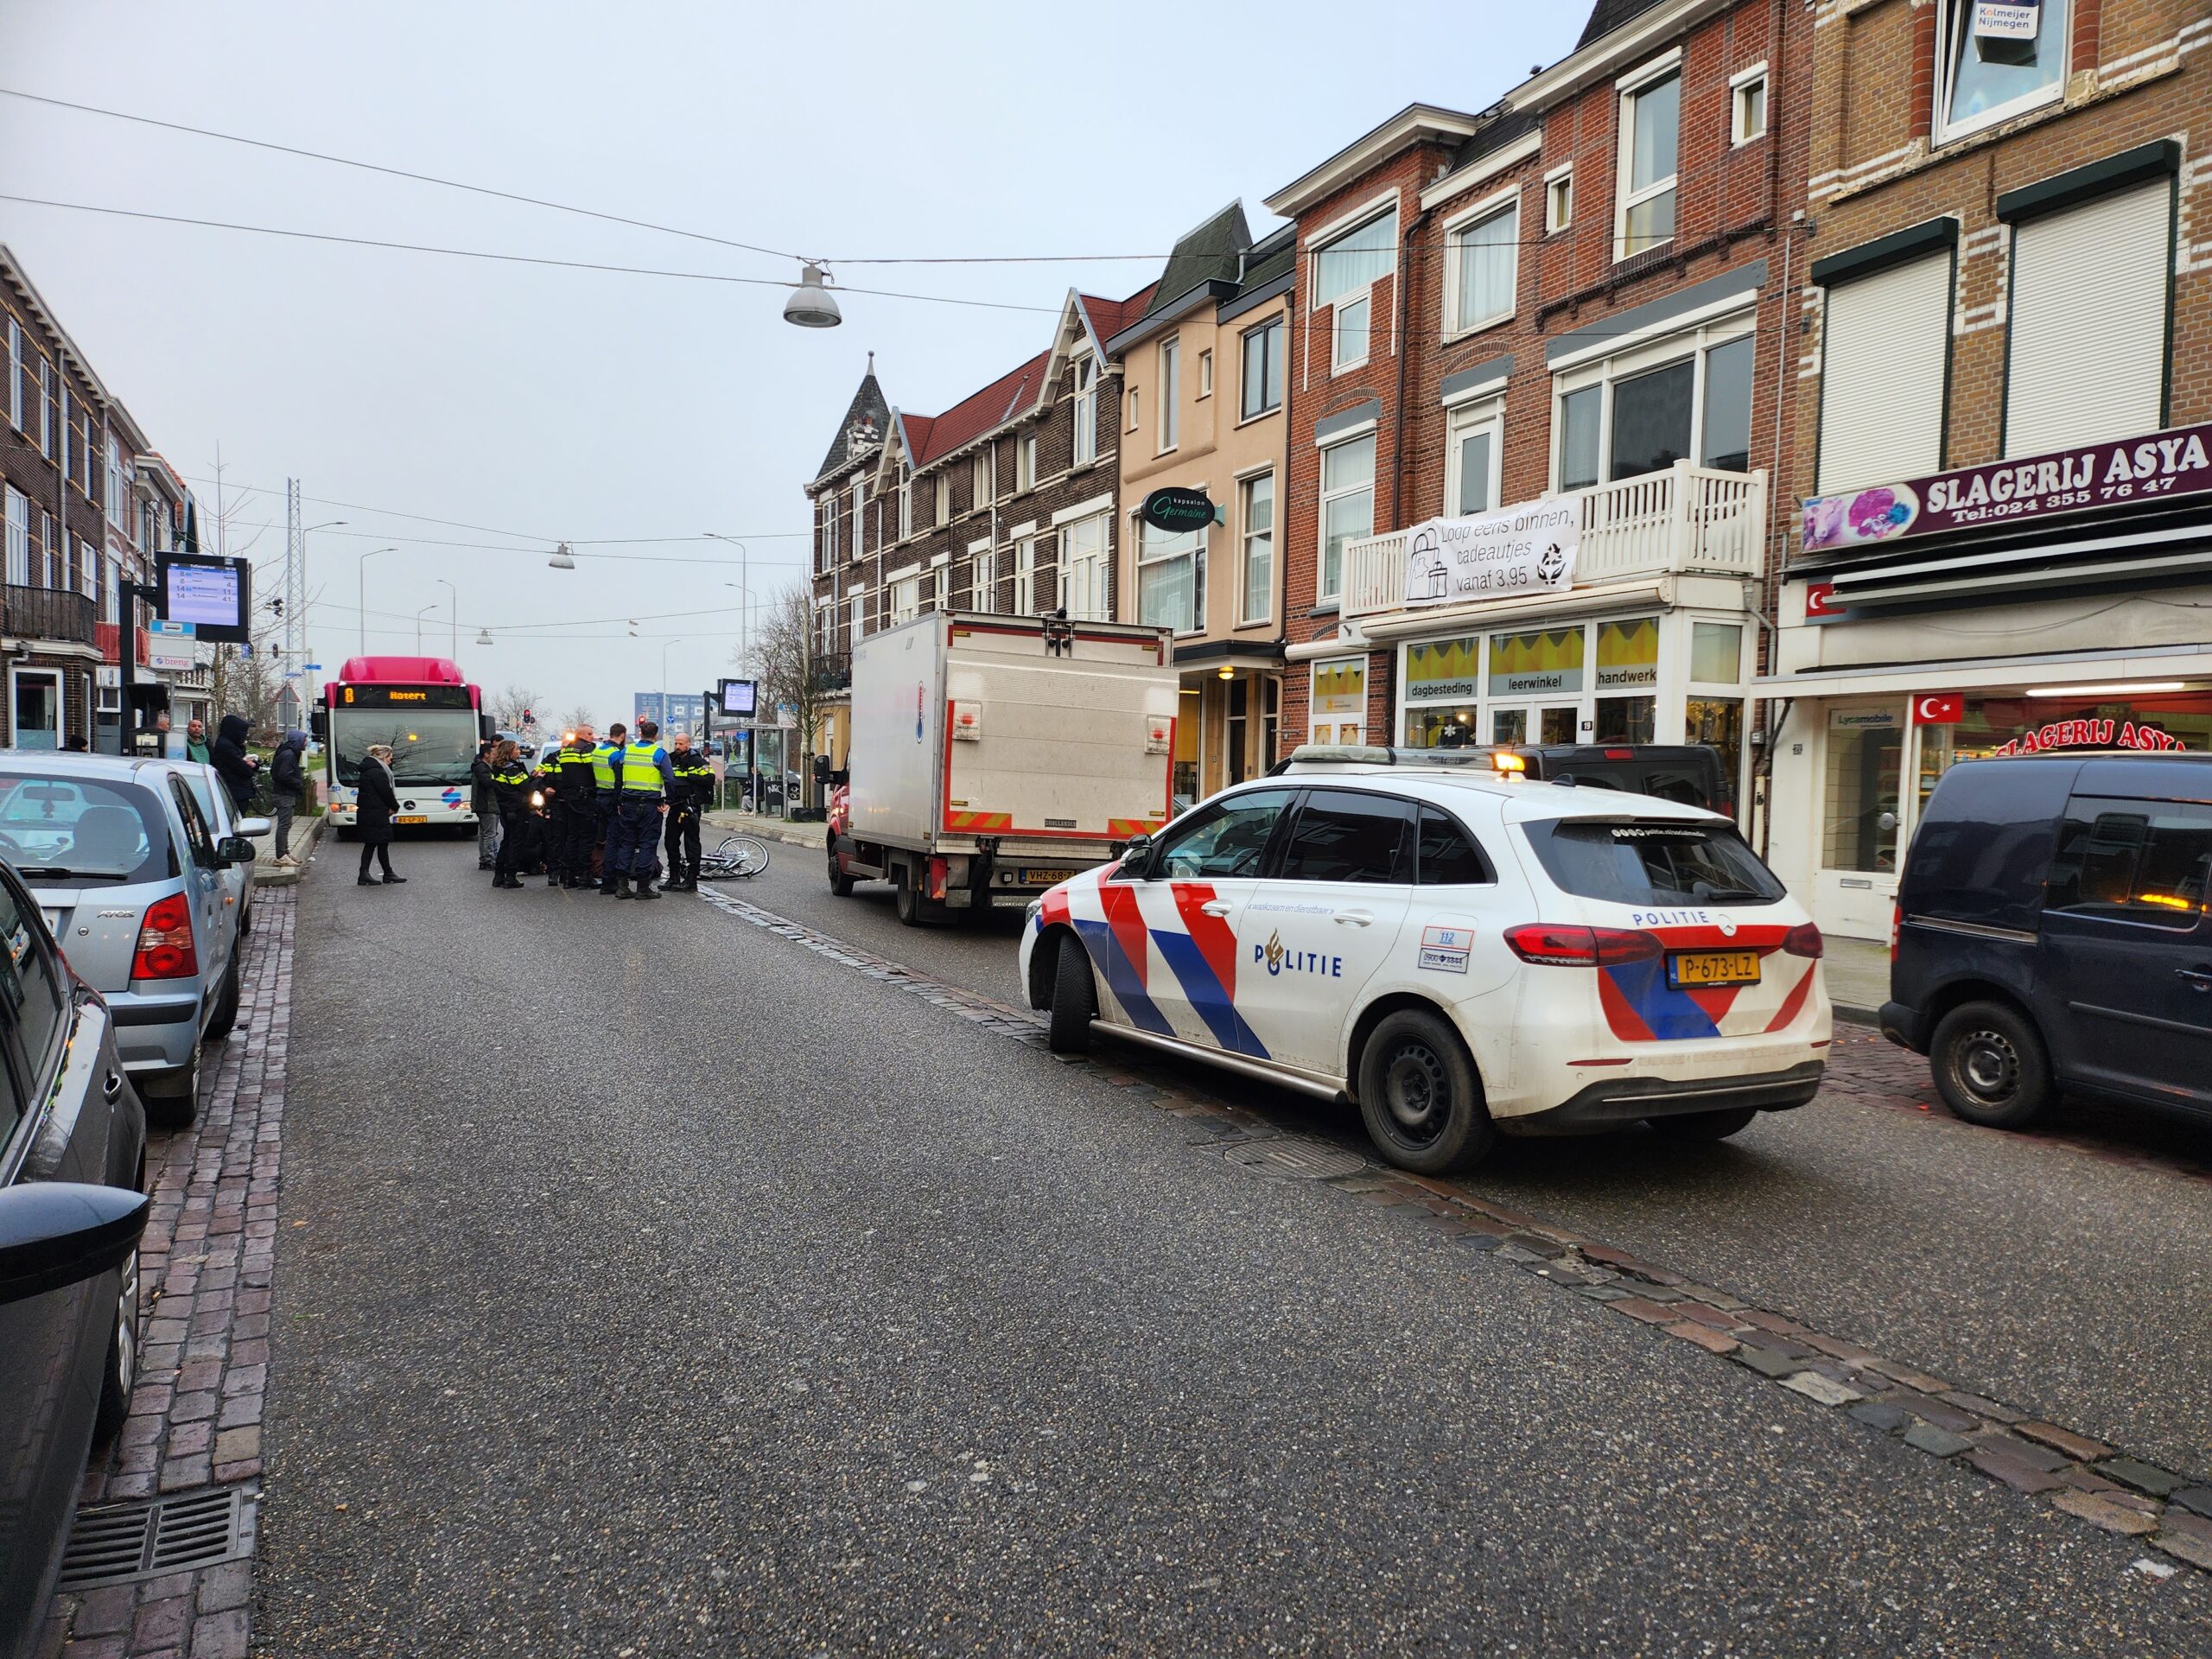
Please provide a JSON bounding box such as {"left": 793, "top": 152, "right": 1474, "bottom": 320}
{"left": 316, "top": 656, "right": 491, "bottom": 836}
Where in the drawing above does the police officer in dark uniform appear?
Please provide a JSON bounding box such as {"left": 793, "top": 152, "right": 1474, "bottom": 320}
{"left": 528, "top": 743, "right": 561, "bottom": 885}
{"left": 488, "top": 739, "right": 535, "bottom": 889}
{"left": 556, "top": 728, "right": 599, "bottom": 889}
{"left": 662, "top": 731, "right": 713, "bottom": 891}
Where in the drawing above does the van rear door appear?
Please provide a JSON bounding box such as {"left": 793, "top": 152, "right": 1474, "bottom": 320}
{"left": 2036, "top": 792, "right": 2212, "bottom": 1112}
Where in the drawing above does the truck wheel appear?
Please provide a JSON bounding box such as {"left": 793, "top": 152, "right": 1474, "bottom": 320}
{"left": 1931, "top": 1001, "right": 2052, "bottom": 1129}
{"left": 827, "top": 842, "right": 855, "bottom": 897}
{"left": 1356, "top": 1009, "right": 1493, "bottom": 1175}
{"left": 894, "top": 865, "right": 922, "bottom": 925}
{"left": 1049, "top": 933, "right": 1096, "bottom": 1053}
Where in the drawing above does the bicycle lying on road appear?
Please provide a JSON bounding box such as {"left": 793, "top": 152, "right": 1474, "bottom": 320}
{"left": 696, "top": 834, "right": 772, "bottom": 880}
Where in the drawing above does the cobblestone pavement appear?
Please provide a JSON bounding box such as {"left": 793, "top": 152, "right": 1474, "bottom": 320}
{"left": 697, "top": 880, "right": 2212, "bottom": 1580}
{"left": 38, "top": 890, "right": 295, "bottom": 1659}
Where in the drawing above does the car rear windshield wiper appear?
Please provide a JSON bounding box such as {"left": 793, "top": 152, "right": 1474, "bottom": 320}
{"left": 1688, "top": 885, "right": 1770, "bottom": 903}
{"left": 14, "top": 868, "right": 126, "bottom": 880}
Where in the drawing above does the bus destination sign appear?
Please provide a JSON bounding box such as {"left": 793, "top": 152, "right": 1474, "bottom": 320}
{"left": 338, "top": 684, "right": 474, "bottom": 709}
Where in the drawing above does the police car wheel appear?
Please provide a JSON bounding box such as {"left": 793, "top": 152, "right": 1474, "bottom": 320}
{"left": 1047, "top": 932, "right": 1096, "bottom": 1054}
{"left": 1357, "top": 1009, "right": 1491, "bottom": 1174}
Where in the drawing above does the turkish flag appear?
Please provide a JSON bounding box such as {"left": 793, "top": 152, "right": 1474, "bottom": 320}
{"left": 1803, "top": 582, "right": 1840, "bottom": 622}
{"left": 1912, "top": 693, "right": 1963, "bottom": 725}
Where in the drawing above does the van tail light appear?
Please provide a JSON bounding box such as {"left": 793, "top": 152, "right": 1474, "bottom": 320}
{"left": 131, "top": 893, "right": 198, "bottom": 982}
{"left": 1603, "top": 748, "right": 1635, "bottom": 760}
{"left": 927, "top": 855, "right": 949, "bottom": 901}
{"left": 1890, "top": 902, "right": 1901, "bottom": 963}
{"left": 1783, "top": 923, "right": 1824, "bottom": 959}
{"left": 1504, "top": 924, "right": 1663, "bottom": 967}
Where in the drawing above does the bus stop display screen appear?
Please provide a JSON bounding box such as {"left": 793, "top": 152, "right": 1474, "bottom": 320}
{"left": 159, "top": 556, "right": 252, "bottom": 642}
{"left": 717, "top": 678, "right": 758, "bottom": 717}
{"left": 337, "top": 684, "right": 474, "bottom": 709}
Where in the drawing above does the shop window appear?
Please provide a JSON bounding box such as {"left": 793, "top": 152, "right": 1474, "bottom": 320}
{"left": 1405, "top": 708, "right": 1478, "bottom": 750}
{"left": 1594, "top": 618, "right": 1659, "bottom": 695}
{"left": 1595, "top": 696, "right": 1656, "bottom": 744}
{"left": 2047, "top": 800, "right": 2212, "bottom": 929}
{"left": 1687, "top": 697, "right": 1743, "bottom": 812}
{"left": 1691, "top": 621, "right": 1743, "bottom": 685}
{"left": 1823, "top": 710, "right": 1904, "bottom": 873}
{"left": 1173, "top": 691, "right": 1199, "bottom": 803}
{"left": 1492, "top": 709, "right": 1527, "bottom": 746}
{"left": 1310, "top": 657, "right": 1366, "bottom": 747}
{"left": 1936, "top": 0, "right": 2070, "bottom": 146}
{"left": 1489, "top": 628, "right": 1584, "bottom": 699}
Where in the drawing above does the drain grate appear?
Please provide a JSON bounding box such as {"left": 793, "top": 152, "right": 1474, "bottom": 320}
{"left": 59, "top": 1486, "right": 248, "bottom": 1590}
{"left": 1223, "top": 1137, "right": 1369, "bottom": 1180}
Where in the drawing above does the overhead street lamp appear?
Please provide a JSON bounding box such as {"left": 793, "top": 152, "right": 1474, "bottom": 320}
{"left": 784, "top": 262, "right": 842, "bottom": 328}
{"left": 475, "top": 626, "right": 494, "bottom": 646}
{"left": 548, "top": 543, "right": 577, "bottom": 571}
{"left": 357, "top": 547, "right": 397, "bottom": 653}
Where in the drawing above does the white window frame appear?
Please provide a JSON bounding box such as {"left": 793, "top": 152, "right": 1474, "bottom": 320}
{"left": 1440, "top": 186, "right": 1521, "bottom": 340}
{"left": 851, "top": 475, "right": 867, "bottom": 557}
{"left": 1615, "top": 54, "right": 1681, "bottom": 264}
{"left": 2, "top": 486, "right": 27, "bottom": 587}
{"left": 1316, "top": 427, "right": 1376, "bottom": 605}
{"left": 1240, "top": 315, "right": 1284, "bottom": 420}
{"left": 1072, "top": 353, "right": 1099, "bottom": 464}
{"left": 971, "top": 451, "right": 991, "bottom": 511}
{"left": 1158, "top": 337, "right": 1180, "bottom": 453}
{"left": 973, "top": 539, "right": 997, "bottom": 613}
{"left": 1934, "top": 0, "right": 2072, "bottom": 147}
{"left": 822, "top": 494, "right": 838, "bottom": 568}
{"left": 850, "top": 591, "right": 865, "bottom": 641}
{"left": 1062, "top": 512, "right": 1110, "bottom": 623}
{"left": 934, "top": 473, "right": 950, "bottom": 526}
{"left": 889, "top": 573, "right": 920, "bottom": 626}
{"left": 1014, "top": 536, "right": 1038, "bottom": 615}
{"left": 1136, "top": 516, "right": 1205, "bottom": 636}
{"left": 77, "top": 536, "right": 97, "bottom": 601}
{"left": 1309, "top": 199, "right": 1398, "bottom": 376}
{"left": 36, "top": 360, "right": 51, "bottom": 456}
{"left": 1549, "top": 308, "right": 1757, "bottom": 492}
{"left": 1730, "top": 61, "right": 1769, "bottom": 147}
{"left": 1198, "top": 348, "right": 1213, "bottom": 398}
{"left": 1237, "top": 468, "right": 1274, "bottom": 627}
{"left": 1545, "top": 163, "right": 1573, "bottom": 235}
{"left": 1019, "top": 432, "right": 1038, "bottom": 492}
{"left": 1444, "top": 399, "right": 1504, "bottom": 519}
{"left": 4, "top": 318, "right": 17, "bottom": 429}
{"left": 1127, "top": 386, "right": 1140, "bottom": 434}
{"left": 899, "top": 468, "right": 912, "bottom": 540}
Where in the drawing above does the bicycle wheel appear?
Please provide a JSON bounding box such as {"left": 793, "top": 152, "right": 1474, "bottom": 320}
{"left": 721, "top": 835, "right": 771, "bottom": 878}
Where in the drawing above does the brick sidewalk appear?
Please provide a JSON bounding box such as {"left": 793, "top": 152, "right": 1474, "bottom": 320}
{"left": 40, "top": 889, "right": 296, "bottom": 1659}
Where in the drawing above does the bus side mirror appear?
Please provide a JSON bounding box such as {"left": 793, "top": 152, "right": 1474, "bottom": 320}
{"left": 309, "top": 711, "right": 327, "bottom": 743}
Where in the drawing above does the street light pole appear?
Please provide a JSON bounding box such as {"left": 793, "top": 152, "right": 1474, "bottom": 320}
{"left": 413, "top": 605, "right": 435, "bottom": 653}
{"left": 703, "top": 536, "right": 753, "bottom": 810}
{"left": 357, "top": 547, "right": 396, "bottom": 654}
{"left": 660, "top": 639, "right": 683, "bottom": 734}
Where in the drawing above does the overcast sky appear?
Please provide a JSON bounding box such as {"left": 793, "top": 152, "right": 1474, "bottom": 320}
{"left": 0, "top": 1, "right": 1579, "bottom": 727}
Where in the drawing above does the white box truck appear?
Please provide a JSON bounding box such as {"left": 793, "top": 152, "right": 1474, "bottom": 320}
{"left": 829, "top": 611, "right": 1180, "bottom": 924}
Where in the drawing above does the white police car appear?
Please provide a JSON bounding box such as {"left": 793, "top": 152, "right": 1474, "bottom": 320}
{"left": 1019, "top": 750, "right": 1831, "bottom": 1173}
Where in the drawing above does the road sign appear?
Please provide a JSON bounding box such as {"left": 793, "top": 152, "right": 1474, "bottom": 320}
{"left": 303, "top": 663, "right": 323, "bottom": 671}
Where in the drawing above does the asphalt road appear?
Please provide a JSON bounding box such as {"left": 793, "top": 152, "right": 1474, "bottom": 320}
{"left": 257, "top": 840, "right": 2209, "bottom": 1656}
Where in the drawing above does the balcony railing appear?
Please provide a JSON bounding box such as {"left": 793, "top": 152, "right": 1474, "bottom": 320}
{"left": 811, "top": 651, "right": 853, "bottom": 694}
{"left": 6, "top": 585, "right": 99, "bottom": 646}
{"left": 1342, "top": 461, "right": 1768, "bottom": 621}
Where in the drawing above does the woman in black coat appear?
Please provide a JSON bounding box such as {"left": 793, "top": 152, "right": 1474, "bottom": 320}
{"left": 354, "top": 743, "right": 406, "bottom": 886}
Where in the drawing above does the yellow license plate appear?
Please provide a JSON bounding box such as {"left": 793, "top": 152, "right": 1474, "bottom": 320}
{"left": 1022, "top": 868, "right": 1077, "bottom": 887}
{"left": 1669, "top": 950, "right": 1760, "bottom": 988}
{"left": 396, "top": 815, "right": 429, "bottom": 824}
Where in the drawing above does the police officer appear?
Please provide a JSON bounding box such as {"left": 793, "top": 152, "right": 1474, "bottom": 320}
{"left": 662, "top": 731, "right": 713, "bottom": 891}
{"left": 487, "top": 740, "right": 535, "bottom": 890}
{"left": 528, "top": 743, "right": 561, "bottom": 886}
{"left": 556, "top": 728, "right": 599, "bottom": 890}
{"left": 605, "top": 719, "right": 674, "bottom": 899}
{"left": 591, "top": 722, "right": 626, "bottom": 894}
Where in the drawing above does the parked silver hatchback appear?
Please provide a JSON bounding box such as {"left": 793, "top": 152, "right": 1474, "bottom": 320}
{"left": 0, "top": 755, "right": 255, "bottom": 1124}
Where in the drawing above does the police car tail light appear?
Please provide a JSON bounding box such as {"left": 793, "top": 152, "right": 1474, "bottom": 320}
{"left": 1504, "top": 924, "right": 1662, "bottom": 967}
{"left": 131, "top": 893, "right": 198, "bottom": 982}
{"left": 1783, "top": 923, "right": 1824, "bottom": 959}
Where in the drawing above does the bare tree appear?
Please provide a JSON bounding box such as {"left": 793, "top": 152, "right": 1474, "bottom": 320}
{"left": 557, "top": 706, "right": 598, "bottom": 738}
{"left": 734, "top": 586, "right": 823, "bottom": 807}
{"left": 489, "top": 684, "right": 545, "bottom": 734}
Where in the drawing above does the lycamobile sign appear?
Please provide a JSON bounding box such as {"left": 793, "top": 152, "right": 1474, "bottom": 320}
{"left": 1802, "top": 421, "right": 2212, "bottom": 553}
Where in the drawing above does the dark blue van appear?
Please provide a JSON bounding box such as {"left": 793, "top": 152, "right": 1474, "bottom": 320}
{"left": 1883, "top": 752, "right": 2212, "bottom": 1128}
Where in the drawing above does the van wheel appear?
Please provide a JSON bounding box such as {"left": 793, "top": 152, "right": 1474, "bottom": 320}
{"left": 1048, "top": 933, "right": 1096, "bottom": 1054}
{"left": 1357, "top": 1009, "right": 1494, "bottom": 1175}
{"left": 827, "top": 843, "right": 856, "bottom": 897}
{"left": 1649, "top": 1106, "right": 1758, "bottom": 1141}
{"left": 1931, "top": 1001, "right": 2052, "bottom": 1129}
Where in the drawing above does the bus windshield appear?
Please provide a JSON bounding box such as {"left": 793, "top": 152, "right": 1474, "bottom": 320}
{"left": 331, "top": 708, "right": 480, "bottom": 786}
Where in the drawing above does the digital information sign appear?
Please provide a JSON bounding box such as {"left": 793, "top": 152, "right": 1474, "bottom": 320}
{"left": 716, "top": 677, "right": 758, "bottom": 718}
{"left": 158, "top": 555, "right": 253, "bottom": 643}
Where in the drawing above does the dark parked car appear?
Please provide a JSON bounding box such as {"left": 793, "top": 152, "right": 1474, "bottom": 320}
{"left": 0, "top": 855, "right": 149, "bottom": 1656}
{"left": 1882, "top": 751, "right": 2212, "bottom": 1128}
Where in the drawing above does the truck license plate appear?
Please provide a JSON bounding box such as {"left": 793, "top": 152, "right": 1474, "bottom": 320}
{"left": 396, "top": 815, "right": 429, "bottom": 825}
{"left": 1668, "top": 950, "right": 1760, "bottom": 988}
{"left": 1022, "top": 868, "right": 1076, "bottom": 887}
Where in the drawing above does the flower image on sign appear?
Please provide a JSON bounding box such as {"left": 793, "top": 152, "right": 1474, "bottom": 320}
{"left": 1802, "top": 422, "right": 2212, "bottom": 553}
{"left": 1402, "top": 500, "right": 1579, "bottom": 608}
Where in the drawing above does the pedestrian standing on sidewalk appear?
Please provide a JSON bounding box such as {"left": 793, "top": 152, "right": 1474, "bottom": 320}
{"left": 662, "top": 730, "right": 711, "bottom": 891}
{"left": 184, "top": 717, "right": 212, "bottom": 765}
{"left": 471, "top": 741, "right": 501, "bottom": 871}
{"left": 211, "top": 713, "right": 262, "bottom": 814}
{"left": 354, "top": 744, "right": 405, "bottom": 886}
{"left": 269, "top": 728, "right": 308, "bottom": 865}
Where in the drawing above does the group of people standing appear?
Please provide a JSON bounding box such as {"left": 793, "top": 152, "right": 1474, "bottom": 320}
{"left": 470, "top": 721, "right": 715, "bottom": 899}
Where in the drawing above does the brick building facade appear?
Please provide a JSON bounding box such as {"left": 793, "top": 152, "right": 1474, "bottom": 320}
{"left": 1267, "top": 0, "right": 1809, "bottom": 818}
{"left": 1761, "top": 0, "right": 2211, "bottom": 938}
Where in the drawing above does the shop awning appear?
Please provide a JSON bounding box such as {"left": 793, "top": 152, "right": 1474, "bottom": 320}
{"left": 1753, "top": 641, "right": 2212, "bottom": 700}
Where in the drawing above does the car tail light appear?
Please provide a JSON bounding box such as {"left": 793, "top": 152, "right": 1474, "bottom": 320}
{"left": 1783, "top": 923, "right": 1824, "bottom": 959}
{"left": 1504, "top": 924, "right": 1663, "bottom": 966}
{"left": 927, "top": 855, "right": 949, "bottom": 901}
{"left": 1890, "top": 902, "right": 1901, "bottom": 963}
{"left": 131, "top": 893, "right": 197, "bottom": 981}
{"left": 1603, "top": 748, "right": 1635, "bottom": 760}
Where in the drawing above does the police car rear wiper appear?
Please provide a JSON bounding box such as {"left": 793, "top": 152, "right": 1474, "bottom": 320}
{"left": 1688, "top": 885, "right": 1768, "bottom": 903}
{"left": 15, "top": 867, "right": 124, "bottom": 880}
